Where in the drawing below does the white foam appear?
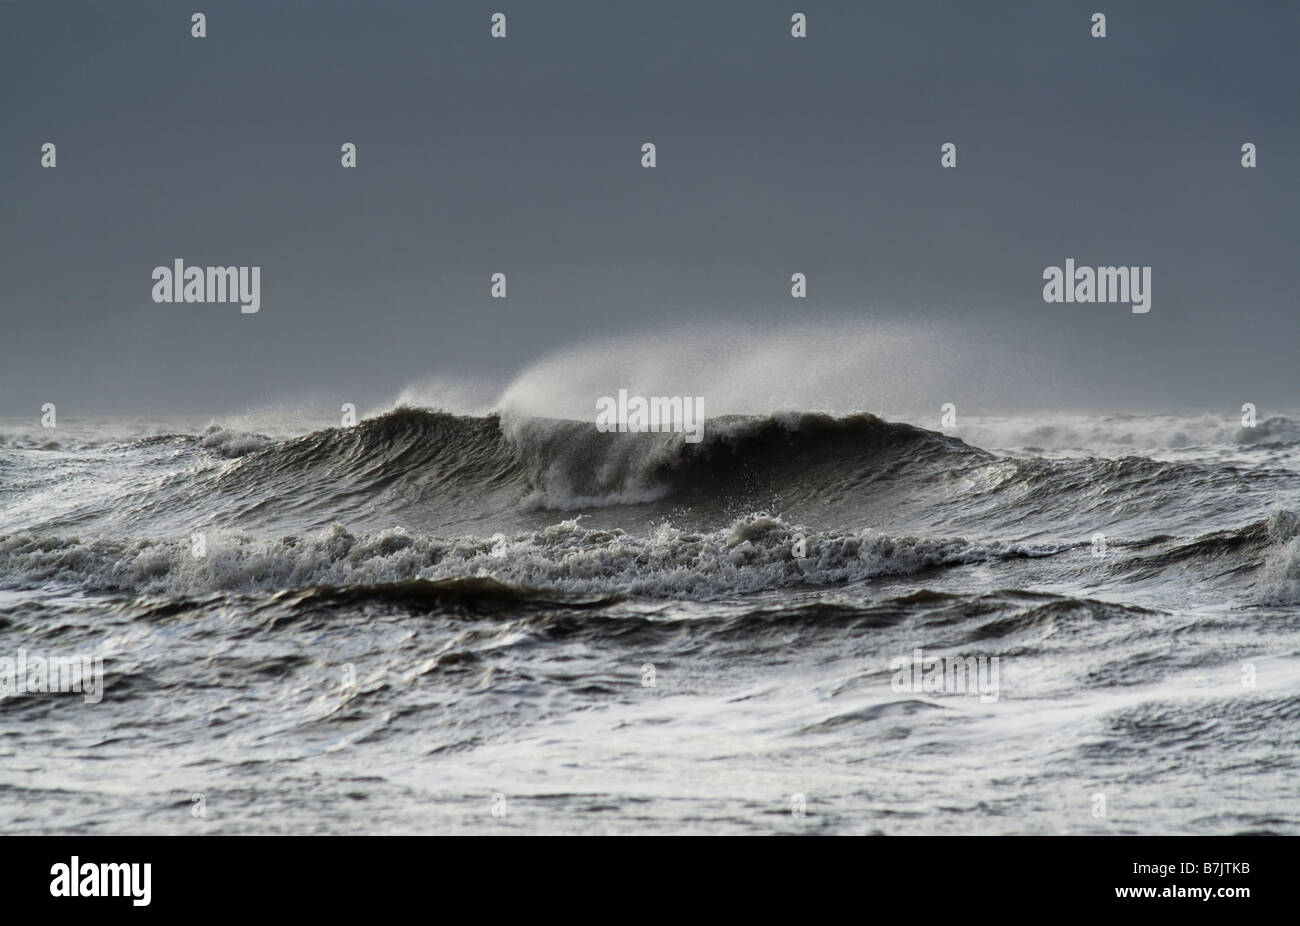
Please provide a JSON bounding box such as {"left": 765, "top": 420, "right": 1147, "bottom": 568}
{"left": 1260, "top": 509, "right": 1300, "bottom": 605}
{"left": 945, "top": 413, "right": 1300, "bottom": 453}
{"left": 0, "top": 517, "right": 1049, "bottom": 601}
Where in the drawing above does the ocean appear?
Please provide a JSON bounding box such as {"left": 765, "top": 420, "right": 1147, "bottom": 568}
{"left": 1, "top": 407, "right": 1298, "bottom": 834}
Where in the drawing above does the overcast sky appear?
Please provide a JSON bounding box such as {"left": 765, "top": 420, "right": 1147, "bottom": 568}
{"left": 2, "top": 0, "right": 1296, "bottom": 418}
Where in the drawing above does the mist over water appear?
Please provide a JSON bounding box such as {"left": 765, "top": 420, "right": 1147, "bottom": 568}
{"left": 492, "top": 318, "right": 1050, "bottom": 422}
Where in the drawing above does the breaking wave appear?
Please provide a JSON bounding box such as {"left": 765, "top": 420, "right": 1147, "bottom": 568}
{"left": 0, "top": 515, "right": 1052, "bottom": 600}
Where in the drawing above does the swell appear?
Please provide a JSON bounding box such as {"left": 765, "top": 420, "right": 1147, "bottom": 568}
{"left": 102, "top": 408, "right": 982, "bottom": 535}
{"left": 7, "top": 408, "right": 1295, "bottom": 544}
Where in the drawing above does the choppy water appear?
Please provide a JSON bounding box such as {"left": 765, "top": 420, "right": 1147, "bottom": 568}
{"left": 1, "top": 408, "right": 1298, "bottom": 834}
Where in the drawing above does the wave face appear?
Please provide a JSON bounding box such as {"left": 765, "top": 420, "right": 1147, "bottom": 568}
{"left": 1, "top": 407, "right": 1298, "bottom": 835}
{"left": 6, "top": 409, "right": 984, "bottom": 537}
{"left": 10, "top": 407, "right": 1295, "bottom": 540}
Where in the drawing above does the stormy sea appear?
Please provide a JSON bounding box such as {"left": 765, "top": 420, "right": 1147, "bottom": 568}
{"left": 1, "top": 405, "right": 1298, "bottom": 835}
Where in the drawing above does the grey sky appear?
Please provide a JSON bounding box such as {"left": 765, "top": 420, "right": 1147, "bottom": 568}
{"left": 2, "top": 0, "right": 1296, "bottom": 417}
